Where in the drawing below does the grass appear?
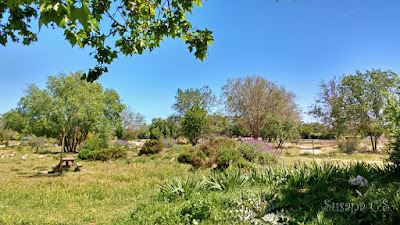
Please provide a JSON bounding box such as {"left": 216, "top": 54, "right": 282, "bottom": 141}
{"left": 0, "top": 143, "right": 398, "bottom": 224}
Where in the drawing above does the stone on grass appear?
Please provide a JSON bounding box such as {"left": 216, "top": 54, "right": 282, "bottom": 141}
{"left": 38, "top": 155, "right": 45, "bottom": 158}
{"left": 21, "top": 155, "right": 28, "bottom": 160}
{"left": 348, "top": 175, "right": 368, "bottom": 187}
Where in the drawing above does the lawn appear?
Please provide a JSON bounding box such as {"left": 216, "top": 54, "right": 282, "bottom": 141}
{"left": 0, "top": 143, "right": 399, "bottom": 224}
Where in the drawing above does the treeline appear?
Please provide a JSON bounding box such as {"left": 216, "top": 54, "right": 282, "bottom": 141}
{"left": 2, "top": 69, "right": 400, "bottom": 160}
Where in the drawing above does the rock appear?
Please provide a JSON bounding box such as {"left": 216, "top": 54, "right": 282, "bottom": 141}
{"left": 21, "top": 155, "right": 28, "bottom": 160}
{"left": 1, "top": 155, "right": 4, "bottom": 159}
{"left": 40, "top": 171, "right": 49, "bottom": 175}
{"left": 38, "top": 155, "right": 45, "bottom": 158}
{"left": 348, "top": 175, "right": 368, "bottom": 187}
{"left": 9, "top": 153, "right": 14, "bottom": 157}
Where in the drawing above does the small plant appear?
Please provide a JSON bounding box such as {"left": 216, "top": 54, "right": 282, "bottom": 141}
{"left": 78, "top": 147, "right": 126, "bottom": 161}
{"left": 181, "top": 198, "right": 212, "bottom": 223}
{"left": 205, "top": 170, "right": 249, "bottom": 191}
{"left": 139, "top": 140, "right": 164, "bottom": 155}
{"left": 162, "top": 138, "right": 176, "bottom": 148}
{"left": 158, "top": 175, "right": 205, "bottom": 199}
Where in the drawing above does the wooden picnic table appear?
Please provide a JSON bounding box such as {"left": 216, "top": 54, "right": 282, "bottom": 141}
{"left": 61, "top": 157, "right": 76, "bottom": 166}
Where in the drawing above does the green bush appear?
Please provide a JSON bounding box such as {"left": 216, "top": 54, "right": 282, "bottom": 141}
{"left": 338, "top": 138, "right": 359, "bottom": 153}
{"left": 257, "top": 152, "right": 279, "bottom": 165}
{"left": 139, "top": 140, "right": 164, "bottom": 155}
{"left": 199, "top": 137, "right": 236, "bottom": 157}
{"left": 78, "top": 149, "right": 91, "bottom": 160}
{"left": 237, "top": 143, "right": 258, "bottom": 162}
{"left": 177, "top": 150, "right": 206, "bottom": 168}
{"left": 217, "top": 148, "right": 243, "bottom": 169}
{"left": 78, "top": 147, "right": 126, "bottom": 161}
{"left": 181, "top": 198, "right": 212, "bottom": 222}
{"left": 82, "top": 138, "right": 102, "bottom": 151}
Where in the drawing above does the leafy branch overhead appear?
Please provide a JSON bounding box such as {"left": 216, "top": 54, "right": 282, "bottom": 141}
{"left": 0, "top": 0, "right": 214, "bottom": 81}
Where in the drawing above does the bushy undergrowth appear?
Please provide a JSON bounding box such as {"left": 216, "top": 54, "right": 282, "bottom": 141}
{"left": 139, "top": 140, "right": 164, "bottom": 155}
{"left": 129, "top": 161, "right": 400, "bottom": 224}
{"left": 78, "top": 147, "right": 126, "bottom": 161}
{"left": 178, "top": 137, "right": 279, "bottom": 169}
{"left": 338, "top": 137, "right": 360, "bottom": 153}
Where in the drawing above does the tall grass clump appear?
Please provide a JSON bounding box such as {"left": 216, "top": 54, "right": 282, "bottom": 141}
{"left": 158, "top": 175, "right": 205, "bottom": 199}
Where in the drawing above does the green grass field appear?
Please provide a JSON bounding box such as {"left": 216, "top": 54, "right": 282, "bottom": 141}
{"left": 0, "top": 143, "right": 399, "bottom": 224}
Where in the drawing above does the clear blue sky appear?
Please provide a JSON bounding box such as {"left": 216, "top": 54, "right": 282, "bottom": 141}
{"left": 1, "top": 0, "right": 400, "bottom": 123}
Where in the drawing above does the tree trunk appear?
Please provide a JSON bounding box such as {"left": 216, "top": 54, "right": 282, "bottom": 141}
{"left": 36, "top": 146, "right": 39, "bottom": 154}
{"left": 60, "top": 130, "right": 66, "bottom": 171}
{"left": 373, "top": 136, "right": 378, "bottom": 152}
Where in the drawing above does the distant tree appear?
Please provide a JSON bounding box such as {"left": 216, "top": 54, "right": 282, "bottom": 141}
{"left": 121, "top": 107, "right": 147, "bottom": 140}
{"left": 1, "top": 0, "right": 213, "bottom": 81}
{"left": 27, "top": 136, "right": 47, "bottom": 154}
{"left": 309, "top": 77, "right": 347, "bottom": 138}
{"left": 2, "top": 72, "right": 124, "bottom": 154}
{"left": 181, "top": 103, "right": 208, "bottom": 145}
{"left": 172, "top": 86, "right": 216, "bottom": 115}
{"left": 262, "top": 118, "right": 300, "bottom": 148}
{"left": 96, "top": 117, "right": 114, "bottom": 148}
{"left": 149, "top": 118, "right": 170, "bottom": 140}
{"left": 222, "top": 76, "right": 300, "bottom": 138}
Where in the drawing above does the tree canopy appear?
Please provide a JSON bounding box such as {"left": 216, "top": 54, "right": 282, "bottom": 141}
{"left": 172, "top": 85, "right": 216, "bottom": 115}
{"left": 1, "top": 0, "right": 214, "bottom": 81}
{"left": 222, "top": 76, "right": 300, "bottom": 138}
{"left": 2, "top": 71, "right": 124, "bottom": 152}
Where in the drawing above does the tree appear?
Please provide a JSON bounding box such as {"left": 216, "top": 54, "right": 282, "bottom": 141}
{"left": 181, "top": 103, "right": 208, "bottom": 145}
{"left": 121, "top": 107, "right": 147, "bottom": 140}
{"left": 311, "top": 69, "right": 400, "bottom": 151}
{"left": 309, "top": 77, "right": 347, "bottom": 138}
{"left": 149, "top": 118, "right": 169, "bottom": 140}
{"left": 1, "top": 0, "right": 213, "bottom": 81}
{"left": 341, "top": 69, "right": 400, "bottom": 152}
{"left": 172, "top": 86, "right": 216, "bottom": 115}
{"left": 27, "top": 136, "right": 47, "bottom": 154}
{"left": 262, "top": 118, "right": 299, "bottom": 148}
{"left": 3, "top": 72, "right": 124, "bottom": 153}
{"left": 222, "top": 76, "right": 300, "bottom": 138}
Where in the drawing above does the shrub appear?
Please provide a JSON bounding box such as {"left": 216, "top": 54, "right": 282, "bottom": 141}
{"left": 199, "top": 137, "right": 236, "bottom": 157}
{"left": 217, "top": 148, "right": 243, "bottom": 169}
{"left": 139, "top": 140, "right": 164, "bottom": 155}
{"left": 237, "top": 143, "right": 259, "bottom": 162}
{"left": 181, "top": 198, "right": 212, "bottom": 222}
{"left": 338, "top": 138, "right": 359, "bottom": 153}
{"left": 258, "top": 152, "right": 279, "bottom": 165}
{"left": 78, "top": 149, "right": 91, "bottom": 160}
{"left": 162, "top": 138, "right": 176, "bottom": 148}
{"left": 78, "top": 147, "right": 126, "bottom": 161}
{"left": 205, "top": 170, "right": 249, "bottom": 191}
{"left": 82, "top": 138, "right": 102, "bottom": 151}
{"left": 177, "top": 150, "right": 206, "bottom": 168}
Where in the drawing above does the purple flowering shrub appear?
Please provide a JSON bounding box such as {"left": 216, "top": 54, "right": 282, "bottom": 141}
{"left": 113, "top": 139, "right": 133, "bottom": 149}
{"left": 242, "top": 139, "right": 280, "bottom": 156}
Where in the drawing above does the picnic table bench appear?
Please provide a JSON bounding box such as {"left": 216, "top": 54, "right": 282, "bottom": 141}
{"left": 52, "top": 157, "right": 83, "bottom": 171}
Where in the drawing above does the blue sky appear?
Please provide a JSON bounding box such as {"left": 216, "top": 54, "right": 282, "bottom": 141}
{"left": 1, "top": 0, "right": 400, "bottom": 123}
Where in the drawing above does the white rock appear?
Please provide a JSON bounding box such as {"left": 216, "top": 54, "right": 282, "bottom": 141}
{"left": 38, "top": 155, "right": 45, "bottom": 158}
{"left": 348, "top": 175, "right": 368, "bottom": 187}
{"left": 21, "top": 155, "right": 28, "bottom": 160}
{"left": 1, "top": 156, "right": 4, "bottom": 159}
{"left": 9, "top": 153, "right": 14, "bottom": 157}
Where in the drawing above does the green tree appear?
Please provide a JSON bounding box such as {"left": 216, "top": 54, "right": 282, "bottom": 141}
{"left": 309, "top": 77, "right": 347, "bottom": 138}
{"left": 149, "top": 118, "right": 169, "bottom": 140}
{"left": 1, "top": 0, "right": 213, "bottom": 81}
{"left": 121, "top": 107, "right": 147, "bottom": 140}
{"left": 3, "top": 72, "right": 124, "bottom": 154}
{"left": 172, "top": 86, "right": 216, "bottom": 115}
{"left": 262, "top": 118, "right": 299, "bottom": 148}
{"left": 181, "top": 103, "right": 208, "bottom": 145}
{"left": 341, "top": 69, "right": 400, "bottom": 152}
{"left": 27, "top": 136, "right": 47, "bottom": 154}
{"left": 222, "top": 76, "right": 300, "bottom": 138}
{"left": 96, "top": 117, "right": 114, "bottom": 148}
